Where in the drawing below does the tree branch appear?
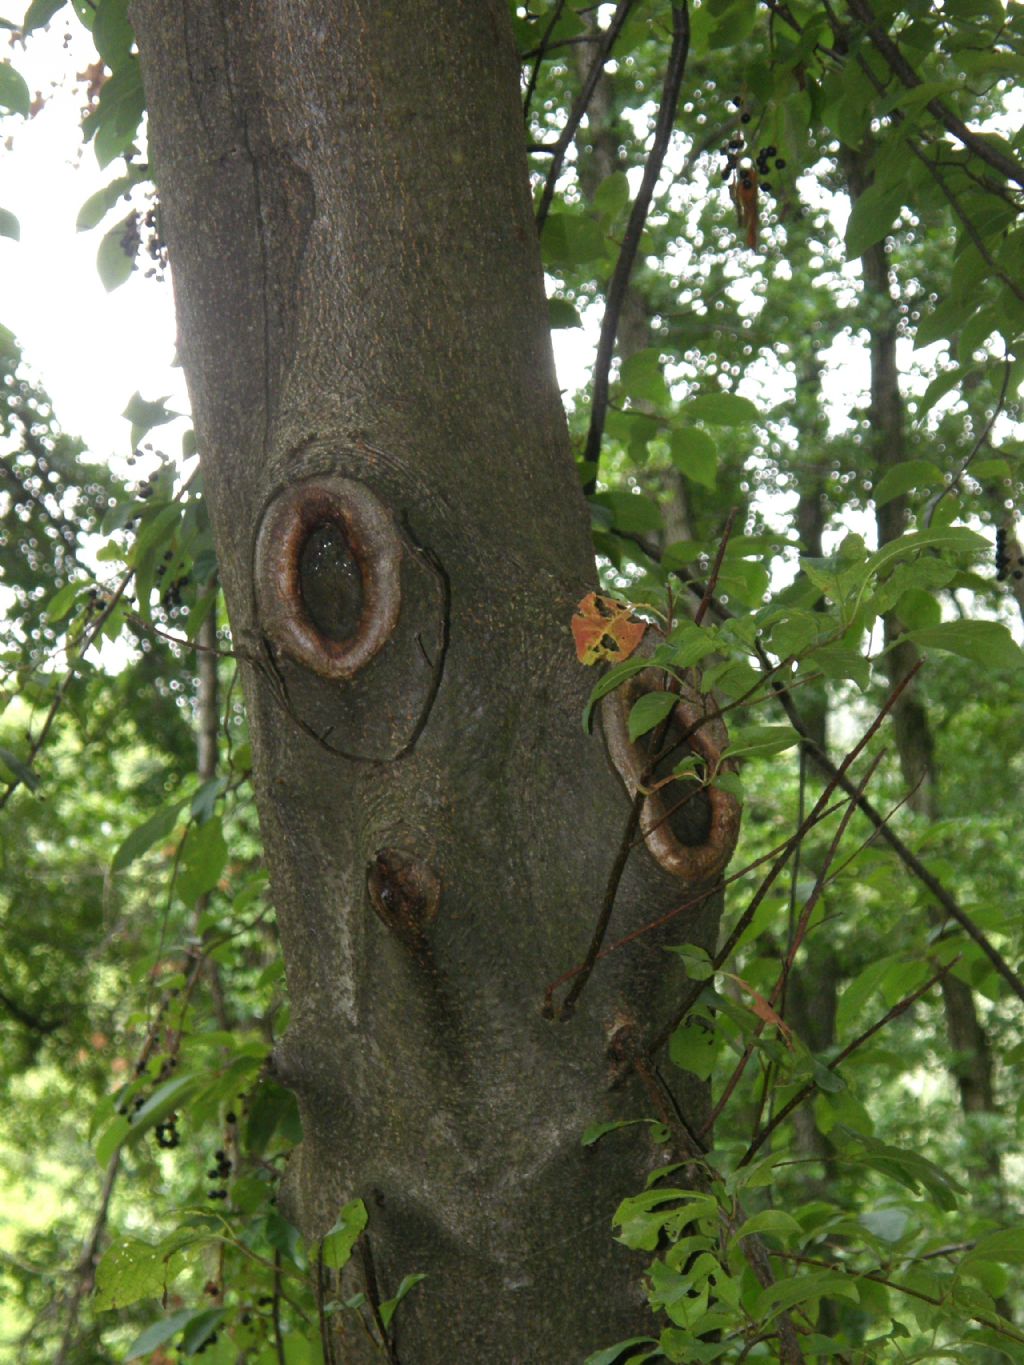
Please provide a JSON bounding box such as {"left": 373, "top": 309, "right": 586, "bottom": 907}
{"left": 581, "top": 2, "right": 691, "bottom": 496}
{"left": 534, "top": 0, "right": 637, "bottom": 229}
{"left": 846, "top": 0, "right": 1024, "bottom": 193}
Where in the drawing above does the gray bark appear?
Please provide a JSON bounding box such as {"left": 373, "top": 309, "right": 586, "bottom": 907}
{"left": 133, "top": 5, "right": 736, "bottom": 1358}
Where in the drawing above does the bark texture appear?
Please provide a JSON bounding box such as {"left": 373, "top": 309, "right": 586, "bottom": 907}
{"left": 133, "top": 5, "right": 734, "bottom": 1358}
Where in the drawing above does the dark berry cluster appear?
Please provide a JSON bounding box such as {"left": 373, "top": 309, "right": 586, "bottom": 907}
{"left": 154, "top": 1113, "right": 181, "bottom": 1149}
{"left": 119, "top": 212, "right": 141, "bottom": 260}
{"left": 718, "top": 98, "right": 786, "bottom": 198}
{"left": 208, "top": 1147, "right": 232, "bottom": 1200}
{"left": 141, "top": 204, "right": 168, "bottom": 281}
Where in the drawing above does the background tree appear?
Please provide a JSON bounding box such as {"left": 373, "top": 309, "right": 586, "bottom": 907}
{"left": 2, "top": 0, "right": 1024, "bottom": 1362}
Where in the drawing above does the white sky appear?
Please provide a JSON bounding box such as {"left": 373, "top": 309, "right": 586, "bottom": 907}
{"left": 1, "top": 10, "right": 189, "bottom": 466}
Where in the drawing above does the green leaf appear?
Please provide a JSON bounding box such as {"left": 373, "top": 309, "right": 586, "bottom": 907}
{"left": 581, "top": 1118, "right": 655, "bottom": 1147}
{"left": 177, "top": 815, "right": 228, "bottom": 904}
{"left": 860, "top": 1208, "right": 910, "bottom": 1243}
{"left": 45, "top": 581, "right": 79, "bottom": 623}
{"left": 124, "top": 1074, "right": 197, "bottom": 1145}
{"left": 802, "top": 1056, "right": 840, "bottom": 1097}
{"left": 867, "top": 526, "right": 987, "bottom": 579}
{"left": 680, "top": 392, "right": 758, "bottom": 425}
{"left": 584, "top": 1340, "right": 660, "bottom": 1365}
{"left": 620, "top": 349, "right": 672, "bottom": 409}
{"left": 123, "top": 391, "right": 177, "bottom": 445}
{"left": 668, "top": 427, "right": 717, "bottom": 489}
{"left": 664, "top": 943, "right": 714, "bottom": 979}
{"left": 111, "top": 798, "right": 187, "bottom": 872}
{"left": 908, "top": 620, "right": 1023, "bottom": 668}
{"left": 548, "top": 296, "right": 582, "bottom": 329}
{"left": 592, "top": 490, "right": 663, "bottom": 535}
{"left": 76, "top": 174, "right": 138, "bottom": 231}
{"left": 615, "top": 1189, "right": 717, "bottom": 1251}
{"left": 22, "top": 0, "right": 66, "bottom": 33}
{"left": 0, "top": 207, "right": 19, "bottom": 240}
{"left": 379, "top": 1273, "right": 427, "bottom": 1329}
{"left": 87, "top": 57, "right": 145, "bottom": 166}
{"left": 628, "top": 691, "right": 677, "bottom": 742}
{"left": 755, "top": 1270, "right": 859, "bottom": 1319}
{"left": 733, "top": 1209, "right": 803, "bottom": 1243}
{"left": 97, "top": 215, "right": 135, "bottom": 291}
{"left": 669, "top": 1021, "right": 717, "bottom": 1080}
{"left": 125, "top": 1309, "right": 196, "bottom": 1361}
{"left": 541, "top": 212, "right": 606, "bottom": 267}
{"left": 963, "top": 1229, "right": 1024, "bottom": 1268}
{"left": 845, "top": 182, "right": 903, "bottom": 259}
{"left": 583, "top": 654, "right": 668, "bottom": 733}
{"left": 321, "top": 1198, "right": 368, "bottom": 1270}
{"left": 916, "top": 367, "right": 964, "bottom": 416}
{"left": 723, "top": 725, "right": 800, "bottom": 760}
{"left": 594, "top": 170, "right": 630, "bottom": 220}
{"left": 873, "top": 459, "right": 942, "bottom": 507}
{"left": 92, "top": 0, "right": 133, "bottom": 68}
{"left": 94, "top": 1237, "right": 182, "bottom": 1311}
{"left": 0, "top": 746, "right": 39, "bottom": 792}
{"left": 0, "top": 62, "right": 30, "bottom": 117}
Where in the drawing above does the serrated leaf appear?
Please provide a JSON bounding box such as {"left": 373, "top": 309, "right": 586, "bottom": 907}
{"left": 680, "top": 391, "right": 758, "bottom": 425}
{"left": 321, "top": 1198, "right": 368, "bottom": 1270}
{"left": 873, "top": 459, "right": 942, "bottom": 507}
{"left": 908, "top": 620, "right": 1023, "bottom": 668}
{"left": 0, "top": 62, "right": 30, "bottom": 117}
{"left": 628, "top": 690, "right": 676, "bottom": 742}
{"left": 97, "top": 215, "right": 135, "bottom": 291}
{"left": 0, "top": 207, "right": 19, "bottom": 240}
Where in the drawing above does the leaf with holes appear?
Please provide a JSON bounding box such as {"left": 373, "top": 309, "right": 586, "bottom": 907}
{"left": 572, "top": 593, "right": 647, "bottom": 667}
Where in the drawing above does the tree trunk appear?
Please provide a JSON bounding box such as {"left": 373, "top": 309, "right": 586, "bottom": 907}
{"left": 133, "top": 5, "right": 736, "bottom": 1358}
{"left": 844, "top": 148, "right": 1001, "bottom": 1152}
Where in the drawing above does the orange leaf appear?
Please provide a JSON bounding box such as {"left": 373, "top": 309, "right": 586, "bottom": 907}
{"left": 571, "top": 593, "right": 646, "bottom": 666}
{"left": 728, "top": 974, "right": 794, "bottom": 1047}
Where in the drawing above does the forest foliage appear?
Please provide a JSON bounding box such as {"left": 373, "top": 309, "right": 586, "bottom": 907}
{"left": 1, "top": 0, "right": 1024, "bottom": 1360}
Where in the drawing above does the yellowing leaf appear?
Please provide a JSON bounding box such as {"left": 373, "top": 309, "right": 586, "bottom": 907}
{"left": 571, "top": 593, "right": 646, "bottom": 666}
